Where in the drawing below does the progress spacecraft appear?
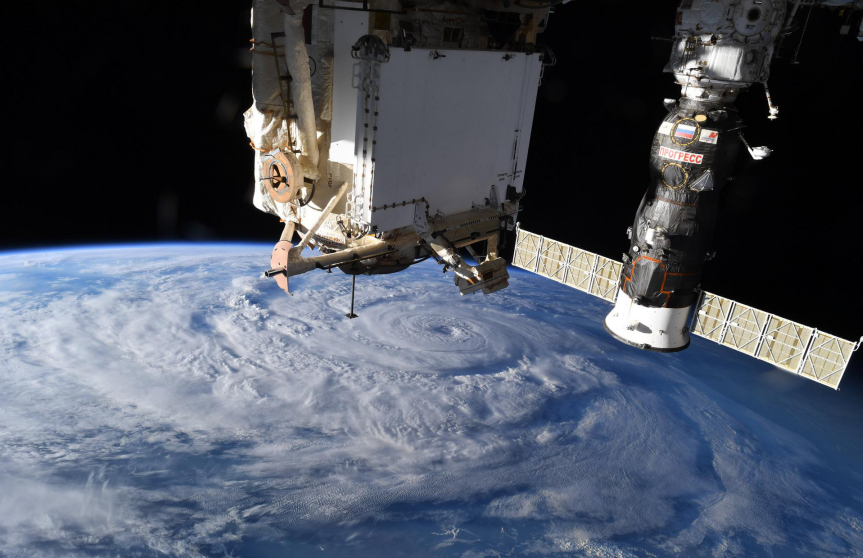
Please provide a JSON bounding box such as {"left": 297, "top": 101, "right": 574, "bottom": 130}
{"left": 245, "top": 0, "right": 862, "bottom": 388}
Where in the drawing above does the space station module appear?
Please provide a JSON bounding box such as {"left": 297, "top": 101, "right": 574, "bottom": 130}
{"left": 246, "top": 0, "right": 555, "bottom": 296}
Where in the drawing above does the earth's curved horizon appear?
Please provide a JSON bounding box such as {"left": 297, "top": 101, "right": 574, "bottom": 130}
{"left": 1, "top": 243, "right": 861, "bottom": 558}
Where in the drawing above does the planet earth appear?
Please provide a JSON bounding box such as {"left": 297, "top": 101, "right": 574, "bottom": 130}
{"left": 0, "top": 244, "right": 861, "bottom": 558}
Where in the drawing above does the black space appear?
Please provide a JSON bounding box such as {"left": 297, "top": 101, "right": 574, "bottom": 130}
{"left": 3, "top": 1, "right": 862, "bottom": 338}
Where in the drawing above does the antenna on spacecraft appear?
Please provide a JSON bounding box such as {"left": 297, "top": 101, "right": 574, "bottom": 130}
{"left": 346, "top": 265, "right": 359, "bottom": 319}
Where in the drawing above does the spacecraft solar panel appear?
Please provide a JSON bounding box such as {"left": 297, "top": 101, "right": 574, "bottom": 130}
{"left": 690, "top": 292, "right": 856, "bottom": 389}
{"left": 722, "top": 301, "right": 770, "bottom": 356}
{"left": 513, "top": 226, "right": 619, "bottom": 304}
{"left": 511, "top": 227, "right": 859, "bottom": 389}
{"left": 537, "top": 237, "right": 569, "bottom": 283}
{"left": 691, "top": 292, "right": 732, "bottom": 343}
{"left": 512, "top": 229, "right": 542, "bottom": 271}
{"left": 798, "top": 332, "right": 857, "bottom": 389}
{"left": 590, "top": 257, "right": 623, "bottom": 302}
{"left": 756, "top": 315, "right": 814, "bottom": 373}
{"left": 564, "top": 248, "right": 596, "bottom": 293}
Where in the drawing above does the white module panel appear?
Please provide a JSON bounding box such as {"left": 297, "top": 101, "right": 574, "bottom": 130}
{"left": 357, "top": 49, "right": 542, "bottom": 232}
{"left": 330, "top": 7, "right": 368, "bottom": 166}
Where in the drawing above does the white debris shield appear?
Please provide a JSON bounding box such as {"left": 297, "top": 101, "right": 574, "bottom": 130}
{"left": 604, "top": 288, "right": 692, "bottom": 352}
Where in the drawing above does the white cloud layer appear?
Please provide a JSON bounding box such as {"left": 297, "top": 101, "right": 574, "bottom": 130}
{"left": 0, "top": 245, "right": 861, "bottom": 557}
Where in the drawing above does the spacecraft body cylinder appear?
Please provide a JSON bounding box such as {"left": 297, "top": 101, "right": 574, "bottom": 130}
{"left": 604, "top": 0, "right": 784, "bottom": 352}
{"left": 605, "top": 101, "right": 742, "bottom": 351}
{"left": 627, "top": 101, "right": 743, "bottom": 310}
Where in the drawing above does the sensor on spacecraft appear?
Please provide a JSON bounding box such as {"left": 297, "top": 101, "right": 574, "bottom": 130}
{"left": 245, "top": 0, "right": 861, "bottom": 388}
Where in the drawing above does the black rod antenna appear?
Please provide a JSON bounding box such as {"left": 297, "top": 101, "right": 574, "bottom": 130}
{"left": 346, "top": 273, "right": 358, "bottom": 319}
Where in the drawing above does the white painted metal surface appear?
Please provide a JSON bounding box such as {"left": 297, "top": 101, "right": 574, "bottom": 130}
{"left": 605, "top": 289, "right": 692, "bottom": 351}
{"left": 358, "top": 50, "right": 543, "bottom": 232}
{"left": 512, "top": 226, "right": 860, "bottom": 389}
{"left": 329, "top": 6, "right": 368, "bottom": 166}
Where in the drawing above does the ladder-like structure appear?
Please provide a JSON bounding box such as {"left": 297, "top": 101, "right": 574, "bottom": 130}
{"left": 512, "top": 225, "right": 861, "bottom": 390}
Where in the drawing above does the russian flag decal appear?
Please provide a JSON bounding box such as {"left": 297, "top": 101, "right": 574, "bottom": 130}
{"left": 674, "top": 124, "right": 697, "bottom": 140}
